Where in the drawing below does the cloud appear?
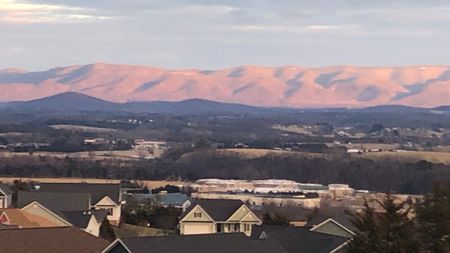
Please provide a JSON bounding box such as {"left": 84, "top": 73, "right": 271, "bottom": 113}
{"left": 222, "top": 24, "right": 359, "bottom": 34}
{"left": 0, "top": 0, "right": 112, "bottom": 24}
{"left": 2, "top": 0, "right": 450, "bottom": 70}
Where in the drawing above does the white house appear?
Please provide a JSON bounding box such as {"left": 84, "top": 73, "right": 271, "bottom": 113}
{"left": 0, "top": 184, "right": 12, "bottom": 209}
{"left": 179, "top": 199, "right": 261, "bottom": 237}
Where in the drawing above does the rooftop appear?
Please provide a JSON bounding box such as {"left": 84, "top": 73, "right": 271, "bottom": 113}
{"left": 0, "top": 227, "right": 109, "bottom": 253}
{"left": 34, "top": 183, "right": 121, "bottom": 204}
{"left": 108, "top": 233, "right": 287, "bottom": 253}
{"left": 182, "top": 199, "right": 244, "bottom": 221}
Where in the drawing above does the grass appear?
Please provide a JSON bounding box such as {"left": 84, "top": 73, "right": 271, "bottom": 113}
{"left": 0, "top": 149, "right": 158, "bottom": 161}
{"left": 354, "top": 150, "right": 450, "bottom": 165}
{"left": 49, "top": 124, "right": 117, "bottom": 133}
{"left": 0, "top": 177, "right": 188, "bottom": 189}
{"left": 114, "top": 223, "right": 175, "bottom": 238}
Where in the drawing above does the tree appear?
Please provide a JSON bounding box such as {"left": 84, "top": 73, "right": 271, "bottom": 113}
{"left": 346, "top": 201, "right": 381, "bottom": 253}
{"left": 347, "top": 195, "right": 420, "bottom": 253}
{"left": 99, "top": 218, "right": 116, "bottom": 242}
{"left": 262, "top": 212, "right": 290, "bottom": 226}
{"left": 416, "top": 181, "right": 450, "bottom": 253}
{"left": 370, "top": 123, "right": 384, "bottom": 133}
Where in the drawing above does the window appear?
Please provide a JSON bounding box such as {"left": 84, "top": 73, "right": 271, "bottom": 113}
{"left": 244, "top": 224, "right": 250, "bottom": 232}
{"left": 234, "top": 223, "right": 240, "bottom": 231}
{"left": 96, "top": 206, "right": 113, "bottom": 216}
{"left": 216, "top": 223, "right": 223, "bottom": 233}
{"left": 194, "top": 212, "right": 202, "bottom": 218}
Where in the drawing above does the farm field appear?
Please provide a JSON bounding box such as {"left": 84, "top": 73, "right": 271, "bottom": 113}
{"left": 214, "top": 148, "right": 323, "bottom": 159}
{"left": 0, "top": 177, "right": 188, "bottom": 189}
{"left": 0, "top": 150, "right": 156, "bottom": 161}
{"left": 49, "top": 124, "right": 118, "bottom": 133}
{"left": 339, "top": 143, "right": 400, "bottom": 150}
{"left": 353, "top": 150, "right": 450, "bottom": 165}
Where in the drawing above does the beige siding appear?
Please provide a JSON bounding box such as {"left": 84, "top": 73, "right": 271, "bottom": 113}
{"left": 181, "top": 206, "right": 213, "bottom": 222}
{"left": 181, "top": 222, "right": 215, "bottom": 235}
{"left": 312, "top": 222, "right": 354, "bottom": 238}
{"left": 84, "top": 216, "right": 100, "bottom": 237}
{"left": 94, "top": 196, "right": 121, "bottom": 225}
{"left": 227, "top": 205, "right": 249, "bottom": 222}
{"left": 0, "top": 195, "right": 12, "bottom": 209}
{"left": 21, "top": 203, "right": 69, "bottom": 227}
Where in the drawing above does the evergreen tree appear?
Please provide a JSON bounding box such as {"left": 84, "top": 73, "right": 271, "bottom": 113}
{"left": 416, "top": 181, "right": 450, "bottom": 253}
{"left": 377, "top": 195, "right": 419, "bottom": 253}
{"left": 262, "top": 212, "right": 290, "bottom": 226}
{"left": 347, "top": 195, "right": 420, "bottom": 253}
{"left": 346, "top": 201, "right": 381, "bottom": 253}
{"left": 99, "top": 218, "right": 116, "bottom": 242}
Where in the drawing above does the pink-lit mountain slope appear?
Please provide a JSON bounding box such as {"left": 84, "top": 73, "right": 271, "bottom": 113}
{"left": 1, "top": 63, "right": 450, "bottom": 108}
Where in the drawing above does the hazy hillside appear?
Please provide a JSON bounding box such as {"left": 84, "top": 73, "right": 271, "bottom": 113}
{"left": 3, "top": 92, "right": 272, "bottom": 114}
{"left": 1, "top": 63, "right": 450, "bottom": 107}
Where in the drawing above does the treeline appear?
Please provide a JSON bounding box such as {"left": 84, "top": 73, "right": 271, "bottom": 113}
{"left": 0, "top": 151, "right": 449, "bottom": 194}
{"left": 348, "top": 182, "right": 450, "bottom": 252}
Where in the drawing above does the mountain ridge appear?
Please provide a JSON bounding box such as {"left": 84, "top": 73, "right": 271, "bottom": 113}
{"left": 2, "top": 63, "right": 450, "bottom": 108}
{"left": 3, "top": 92, "right": 448, "bottom": 115}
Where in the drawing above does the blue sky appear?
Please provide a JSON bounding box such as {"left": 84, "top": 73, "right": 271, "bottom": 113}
{"left": 1, "top": 0, "right": 450, "bottom": 70}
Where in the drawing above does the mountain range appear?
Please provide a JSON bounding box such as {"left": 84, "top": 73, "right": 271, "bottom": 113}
{"left": 1, "top": 63, "right": 450, "bottom": 108}
{"left": 1, "top": 92, "right": 447, "bottom": 116}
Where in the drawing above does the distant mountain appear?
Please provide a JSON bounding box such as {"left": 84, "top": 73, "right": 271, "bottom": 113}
{"left": 6, "top": 92, "right": 117, "bottom": 111}
{"left": 125, "top": 99, "right": 270, "bottom": 114}
{"left": 1, "top": 63, "right": 450, "bottom": 108}
{"left": 2, "top": 92, "right": 274, "bottom": 115}
{"left": 355, "top": 105, "right": 431, "bottom": 113}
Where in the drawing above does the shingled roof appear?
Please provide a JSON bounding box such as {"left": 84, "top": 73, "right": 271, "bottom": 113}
{"left": 181, "top": 199, "right": 244, "bottom": 221}
{"left": 17, "top": 191, "right": 91, "bottom": 211}
{"left": 59, "top": 211, "right": 93, "bottom": 228}
{"left": 103, "top": 233, "right": 288, "bottom": 253}
{"left": 0, "top": 183, "right": 12, "bottom": 196}
{"left": 251, "top": 225, "right": 350, "bottom": 253}
{"left": 35, "top": 183, "right": 121, "bottom": 204}
{"left": 0, "top": 227, "right": 109, "bottom": 253}
{"left": 306, "top": 214, "right": 356, "bottom": 234}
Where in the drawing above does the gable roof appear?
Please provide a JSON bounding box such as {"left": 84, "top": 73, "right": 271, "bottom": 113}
{"left": 17, "top": 191, "right": 90, "bottom": 211}
{"left": 103, "top": 233, "right": 288, "bottom": 253}
{"left": 59, "top": 211, "right": 94, "bottom": 228}
{"left": 251, "top": 225, "right": 350, "bottom": 253}
{"left": 306, "top": 214, "right": 356, "bottom": 233}
{"left": 0, "top": 209, "right": 40, "bottom": 228}
{"left": 91, "top": 209, "right": 109, "bottom": 223}
{"left": 0, "top": 184, "right": 12, "bottom": 196}
{"left": 35, "top": 183, "right": 121, "bottom": 204}
{"left": 156, "top": 193, "right": 190, "bottom": 206}
{"left": 181, "top": 199, "right": 244, "bottom": 221}
{"left": 0, "top": 227, "right": 109, "bottom": 253}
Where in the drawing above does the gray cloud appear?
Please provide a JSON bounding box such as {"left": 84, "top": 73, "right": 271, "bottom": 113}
{"left": 1, "top": 0, "right": 450, "bottom": 70}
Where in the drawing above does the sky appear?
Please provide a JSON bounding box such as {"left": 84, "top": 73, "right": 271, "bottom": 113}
{"left": 1, "top": 0, "right": 450, "bottom": 70}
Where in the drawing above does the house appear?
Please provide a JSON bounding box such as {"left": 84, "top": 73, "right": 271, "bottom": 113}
{"left": 101, "top": 233, "right": 287, "bottom": 253}
{"left": 30, "top": 183, "right": 122, "bottom": 225}
{"left": 18, "top": 191, "right": 91, "bottom": 212}
{"left": 84, "top": 138, "right": 109, "bottom": 145}
{"left": 0, "top": 204, "right": 71, "bottom": 228}
{"left": 305, "top": 214, "right": 356, "bottom": 238}
{"left": 179, "top": 199, "right": 262, "bottom": 236}
{"left": 251, "top": 225, "right": 351, "bottom": 253}
{"left": 5, "top": 197, "right": 104, "bottom": 236}
{"left": 0, "top": 227, "right": 109, "bottom": 253}
{"left": 0, "top": 184, "right": 12, "bottom": 209}
{"left": 154, "top": 192, "right": 191, "bottom": 209}
{"left": 17, "top": 191, "right": 110, "bottom": 236}
{"left": 59, "top": 210, "right": 107, "bottom": 237}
